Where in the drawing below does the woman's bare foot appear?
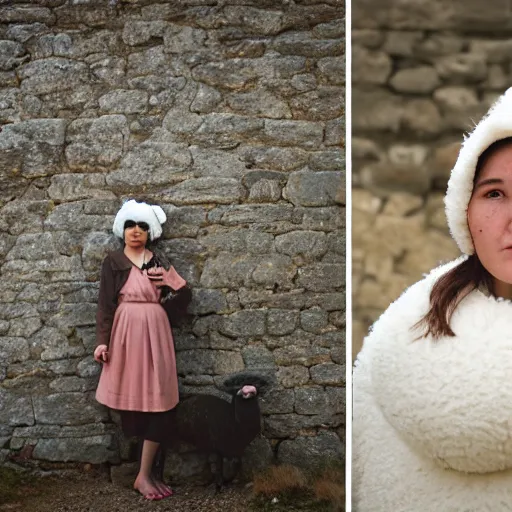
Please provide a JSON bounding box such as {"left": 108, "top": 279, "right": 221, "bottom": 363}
{"left": 134, "top": 474, "right": 163, "bottom": 500}
{"left": 153, "top": 478, "right": 173, "bottom": 497}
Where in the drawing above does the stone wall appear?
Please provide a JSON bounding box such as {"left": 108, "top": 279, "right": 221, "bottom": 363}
{"left": 352, "top": 0, "right": 512, "bottom": 355}
{"left": 0, "top": 0, "right": 345, "bottom": 477}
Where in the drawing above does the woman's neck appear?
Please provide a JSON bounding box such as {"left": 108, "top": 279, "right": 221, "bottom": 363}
{"left": 124, "top": 246, "right": 147, "bottom": 268}
{"left": 492, "top": 278, "right": 512, "bottom": 300}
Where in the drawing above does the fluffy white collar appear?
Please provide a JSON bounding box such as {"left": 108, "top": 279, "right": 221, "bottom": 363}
{"left": 359, "top": 258, "right": 512, "bottom": 474}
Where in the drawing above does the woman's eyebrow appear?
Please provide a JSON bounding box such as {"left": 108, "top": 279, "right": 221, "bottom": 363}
{"left": 474, "top": 177, "right": 504, "bottom": 190}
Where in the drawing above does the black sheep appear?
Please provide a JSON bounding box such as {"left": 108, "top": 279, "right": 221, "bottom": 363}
{"left": 172, "top": 372, "right": 270, "bottom": 489}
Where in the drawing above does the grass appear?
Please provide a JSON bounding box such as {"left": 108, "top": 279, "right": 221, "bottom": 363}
{"left": 250, "top": 463, "right": 345, "bottom": 512}
{"left": 0, "top": 466, "right": 26, "bottom": 505}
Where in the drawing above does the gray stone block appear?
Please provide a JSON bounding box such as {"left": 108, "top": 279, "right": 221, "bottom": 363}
{"left": 240, "top": 436, "right": 274, "bottom": 478}
{"left": 297, "top": 263, "right": 344, "bottom": 291}
{"left": 33, "top": 435, "right": 118, "bottom": 464}
{"left": 260, "top": 388, "right": 294, "bottom": 414}
{"left": 275, "top": 231, "right": 328, "bottom": 259}
{"left": 267, "top": 310, "right": 299, "bottom": 336}
{"left": 310, "top": 363, "right": 345, "bottom": 386}
{"left": 0, "top": 388, "right": 34, "bottom": 426}
{"left": 277, "top": 431, "right": 343, "bottom": 469}
{"left": 264, "top": 120, "right": 323, "bottom": 148}
{"left": 33, "top": 393, "right": 108, "bottom": 425}
{"left": 242, "top": 345, "right": 276, "bottom": 369}
{"left": 220, "top": 310, "right": 266, "bottom": 338}
{"left": 276, "top": 365, "right": 310, "bottom": 388}
{"left": 284, "top": 170, "right": 343, "bottom": 207}
{"left": 189, "top": 289, "right": 228, "bottom": 315}
{"left": 19, "top": 58, "right": 88, "bottom": 94}
{"left": 161, "top": 177, "right": 246, "bottom": 205}
{"left": 238, "top": 146, "right": 309, "bottom": 171}
{"left": 300, "top": 308, "right": 330, "bottom": 334}
{"left": 274, "top": 345, "right": 330, "bottom": 367}
{"left": 99, "top": 89, "right": 148, "bottom": 114}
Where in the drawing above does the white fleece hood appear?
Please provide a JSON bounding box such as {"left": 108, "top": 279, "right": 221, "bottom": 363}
{"left": 445, "top": 87, "right": 512, "bottom": 255}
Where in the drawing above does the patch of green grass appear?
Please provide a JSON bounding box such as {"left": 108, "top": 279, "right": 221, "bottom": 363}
{"left": 250, "top": 488, "right": 334, "bottom": 511}
{"left": 0, "top": 466, "right": 25, "bottom": 505}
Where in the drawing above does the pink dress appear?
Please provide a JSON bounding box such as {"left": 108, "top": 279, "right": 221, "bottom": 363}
{"left": 96, "top": 266, "right": 179, "bottom": 412}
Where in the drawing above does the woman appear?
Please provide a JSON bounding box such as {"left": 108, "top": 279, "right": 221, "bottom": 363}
{"left": 94, "top": 199, "right": 191, "bottom": 501}
{"left": 353, "top": 88, "right": 512, "bottom": 511}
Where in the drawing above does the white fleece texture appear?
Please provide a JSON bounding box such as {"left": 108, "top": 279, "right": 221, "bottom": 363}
{"left": 353, "top": 259, "right": 512, "bottom": 512}
{"left": 445, "top": 87, "right": 512, "bottom": 255}
{"left": 112, "top": 199, "right": 167, "bottom": 241}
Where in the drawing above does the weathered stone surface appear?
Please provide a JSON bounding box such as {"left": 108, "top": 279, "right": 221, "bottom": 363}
{"left": 300, "top": 309, "right": 330, "bottom": 334}
{"left": 227, "top": 89, "right": 291, "bottom": 119}
{"left": 33, "top": 393, "right": 108, "bottom": 425}
{"left": 164, "top": 24, "right": 207, "bottom": 53}
{"left": 264, "top": 120, "right": 323, "bottom": 148}
{"left": 161, "top": 178, "right": 245, "bottom": 205}
{"left": 122, "top": 20, "right": 167, "bottom": 46}
{"left": 274, "top": 345, "right": 330, "bottom": 367}
{"left": 272, "top": 32, "right": 342, "bottom": 57}
{"left": 19, "top": 58, "right": 89, "bottom": 94}
{"left": 48, "top": 174, "right": 116, "bottom": 202}
{"left": 0, "top": 337, "right": 29, "bottom": 364}
{"left": 297, "top": 264, "right": 344, "bottom": 292}
{"left": 33, "top": 435, "right": 118, "bottom": 463}
{"left": 284, "top": 170, "right": 343, "bottom": 206}
{"left": 317, "top": 56, "right": 344, "bottom": 85}
{"left": 190, "top": 83, "right": 222, "bottom": 113}
{"left": 384, "top": 30, "right": 423, "bottom": 56}
{"left": 352, "top": 45, "right": 392, "bottom": 84}
{"left": 189, "top": 289, "right": 228, "bottom": 315}
{"left": 0, "top": 40, "right": 26, "bottom": 71}
{"left": 264, "top": 412, "right": 340, "bottom": 438}
{"left": 248, "top": 179, "right": 282, "bottom": 202}
{"left": 176, "top": 349, "right": 244, "bottom": 375}
{"left": 310, "top": 362, "right": 345, "bottom": 386}
{"left": 99, "top": 90, "right": 148, "bottom": 114}
{"left": 242, "top": 345, "right": 276, "bottom": 369}
{"left": 0, "top": 389, "right": 34, "bottom": 426}
{"left": 65, "top": 115, "right": 129, "bottom": 170}
{"left": 260, "top": 388, "right": 294, "bottom": 414}
{"left": 199, "top": 228, "right": 273, "bottom": 254}
{"left": 275, "top": 231, "right": 328, "bottom": 260}
{"left": 240, "top": 436, "right": 275, "bottom": 478}
{"left": 238, "top": 146, "right": 309, "bottom": 171}
{"left": 360, "top": 161, "right": 430, "bottom": 196}
{"left": 390, "top": 66, "right": 440, "bottom": 94}
{"left": 277, "top": 365, "right": 310, "bottom": 388}
{"left": 435, "top": 53, "right": 488, "bottom": 82}
{"left": 220, "top": 310, "right": 266, "bottom": 338}
{"left": 277, "top": 431, "right": 343, "bottom": 469}
{"left": 266, "top": 310, "right": 299, "bottom": 337}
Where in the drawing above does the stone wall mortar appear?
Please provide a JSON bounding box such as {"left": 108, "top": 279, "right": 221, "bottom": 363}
{"left": 352, "top": 0, "right": 510, "bottom": 354}
{"left": 0, "top": 0, "right": 345, "bottom": 475}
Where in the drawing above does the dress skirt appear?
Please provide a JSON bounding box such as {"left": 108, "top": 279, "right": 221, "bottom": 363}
{"left": 96, "top": 266, "right": 179, "bottom": 440}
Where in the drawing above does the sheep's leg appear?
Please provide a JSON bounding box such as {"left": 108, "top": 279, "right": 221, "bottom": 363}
{"left": 208, "top": 452, "right": 224, "bottom": 492}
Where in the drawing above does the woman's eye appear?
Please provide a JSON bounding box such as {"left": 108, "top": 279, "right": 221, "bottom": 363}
{"left": 486, "top": 190, "right": 503, "bottom": 198}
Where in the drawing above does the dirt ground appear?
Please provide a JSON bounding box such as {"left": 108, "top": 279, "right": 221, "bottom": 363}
{"left": 0, "top": 468, "right": 254, "bottom": 512}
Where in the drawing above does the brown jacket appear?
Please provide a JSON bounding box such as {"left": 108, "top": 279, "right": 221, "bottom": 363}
{"left": 95, "top": 249, "right": 191, "bottom": 347}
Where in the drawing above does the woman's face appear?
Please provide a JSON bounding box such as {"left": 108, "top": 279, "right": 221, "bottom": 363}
{"left": 123, "top": 220, "right": 149, "bottom": 249}
{"left": 468, "top": 143, "right": 512, "bottom": 298}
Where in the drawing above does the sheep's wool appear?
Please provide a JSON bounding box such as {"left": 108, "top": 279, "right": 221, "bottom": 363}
{"left": 353, "top": 258, "right": 512, "bottom": 512}
{"left": 445, "top": 87, "right": 512, "bottom": 255}
{"left": 112, "top": 199, "right": 167, "bottom": 241}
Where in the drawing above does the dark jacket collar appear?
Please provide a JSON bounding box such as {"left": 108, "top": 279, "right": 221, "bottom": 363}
{"left": 108, "top": 249, "right": 133, "bottom": 271}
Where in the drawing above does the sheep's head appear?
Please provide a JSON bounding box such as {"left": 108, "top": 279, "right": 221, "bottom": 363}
{"left": 220, "top": 372, "right": 272, "bottom": 396}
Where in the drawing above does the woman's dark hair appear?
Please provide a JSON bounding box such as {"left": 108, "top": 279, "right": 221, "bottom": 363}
{"left": 417, "top": 137, "right": 512, "bottom": 338}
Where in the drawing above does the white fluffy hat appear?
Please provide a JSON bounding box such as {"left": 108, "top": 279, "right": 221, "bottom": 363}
{"left": 445, "top": 87, "right": 512, "bottom": 255}
{"left": 112, "top": 199, "right": 167, "bottom": 241}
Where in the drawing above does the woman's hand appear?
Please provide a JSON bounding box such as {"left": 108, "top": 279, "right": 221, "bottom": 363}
{"left": 94, "top": 344, "right": 109, "bottom": 363}
{"left": 147, "top": 266, "right": 186, "bottom": 290}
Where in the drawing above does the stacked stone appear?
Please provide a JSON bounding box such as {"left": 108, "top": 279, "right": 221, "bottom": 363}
{"left": 0, "top": 0, "right": 344, "bottom": 476}
{"left": 351, "top": 0, "right": 510, "bottom": 354}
